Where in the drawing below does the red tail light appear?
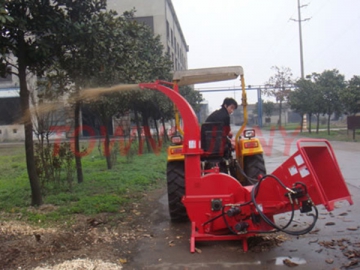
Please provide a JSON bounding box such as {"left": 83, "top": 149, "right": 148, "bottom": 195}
{"left": 170, "top": 147, "right": 183, "bottom": 154}
{"left": 244, "top": 141, "right": 258, "bottom": 149}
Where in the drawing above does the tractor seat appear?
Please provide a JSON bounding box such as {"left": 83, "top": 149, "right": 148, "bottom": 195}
{"left": 200, "top": 122, "right": 228, "bottom": 158}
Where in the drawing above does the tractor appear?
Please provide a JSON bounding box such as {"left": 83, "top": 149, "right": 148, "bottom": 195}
{"left": 167, "top": 66, "right": 266, "bottom": 222}
{"left": 114, "top": 66, "right": 353, "bottom": 252}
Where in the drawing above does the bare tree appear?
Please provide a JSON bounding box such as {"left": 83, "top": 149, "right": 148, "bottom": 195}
{"left": 265, "top": 66, "right": 294, "bottom": 127}
{"left": 29, "top": 81, "right": 70, "bottom": 189}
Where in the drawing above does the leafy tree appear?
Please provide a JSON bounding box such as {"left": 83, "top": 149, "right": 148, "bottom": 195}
{"left": 306, "top": 74, "right": 330, "bottom": 134}
{"left": 78, "top": 11, "right": 137, "bottom": 170}
{"left": 117, "top": 18, "right": 173, "bottom": 153}
{"left": 82, "top": 13, "right": 172, "bottom": 159}
{"left": 0, "top": 3, "right": 13, "bottom": 25}
{"left": 290, "top": 78, "right": 323, "bottom": 133}
{"left": 263, "top": 101, "right": 275, "bottom": 118}
{"left": 288, "top": 89, "right": 305, "bottom": 131}
{"left": 340, "top": 75, "right": 360, "bottom": 116}
{"left": 256, "top": 100, "right": 276, "bottom": 126}
{"left": 340, "top": 75, "right": 360, "bottom": 140}
{"left": 179, "top": 85, "right": 203, "bottom": 113}
{"left": 0, "top": 0, "right": 68, "bottom": 205}
{"left": 85, "top": 94, "right": 120, "bottom": 169}
{"left": 312, "top": 70, "right": 345, "bottom": 135}
{"left": 56, "top": 1, "right": 110, "bottom": 182}
{"left": 265, "top": 66, "right": 294, "bottom": 127}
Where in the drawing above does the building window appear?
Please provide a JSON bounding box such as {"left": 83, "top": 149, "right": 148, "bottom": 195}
{"left": 170, "top": 29, "right": 173, "bottom": 46}
{"left": 166, "top": 20, "right": 169, "bottom": 39}
{"left": 0, "top": 130, "right": 2, "bottom": 134}
{"left": 133, "top": 16, "right": 154, "bottom": 33}
{"left": 13, "top": 129, "right": 17, "bottom": 134}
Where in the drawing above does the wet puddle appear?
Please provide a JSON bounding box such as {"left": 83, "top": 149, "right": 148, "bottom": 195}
{"left": 268, "top": 256, "right": 307, "bottom": 266}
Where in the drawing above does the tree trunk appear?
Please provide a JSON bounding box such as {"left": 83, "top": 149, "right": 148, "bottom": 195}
{"left": 327, "top": 113, "right": 331, "bottom": 135}
{"left": 161, "top": 118, "right": 168, "bottom": 142}
{"left": 134, "top": 110, "right": 143, "bottom": 154}
{"left": 103, "top": 122, "right": 112, "bottom": 170}
{"left": 141, "top": 113, "right": 151, "bottom": 153}
{"left": 154, "top": 118, "right": 160, "bottom": 143}
{"left": 18, "top": 44, "right": 43, "bottom": 206}
{"left": 74, "top": 99, "right": 84, "bottom": 183}
{"left": 154, "top": 118, "right": 164, "bottom": 151}
{"left": 316, "top": 113, "right": 320, "bottom": 134}
{"left": 308, "top": 113, "right": 312, "bottom": 134}
{"left": 278, "top": 101, "right": 282, "bottom": 128}
{"left": 299, "top": 114, "right": 304, "bottom": 133}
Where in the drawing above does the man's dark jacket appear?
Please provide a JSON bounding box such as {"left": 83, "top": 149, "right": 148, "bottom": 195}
{"left": 205, "top": 107, "right": 230, "bottom": 135}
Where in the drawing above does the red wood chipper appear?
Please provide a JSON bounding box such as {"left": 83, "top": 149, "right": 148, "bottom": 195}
{"left": 137, "top": 66, "right": 353, "bottom": 252}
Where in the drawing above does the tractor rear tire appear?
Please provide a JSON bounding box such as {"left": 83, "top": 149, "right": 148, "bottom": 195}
{"left": 243, "top": 154, "right": 266, "bottom": 185}
{"left": 167, "top": 161, "right": 188, "bottom": 222}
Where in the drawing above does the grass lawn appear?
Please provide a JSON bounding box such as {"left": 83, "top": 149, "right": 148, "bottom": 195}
{"left": 0, "top": 142, "right": 167, "bottom": 225}
{"left": 262, "top": 122, "right": 347, "bottom": 131}
{"left": 298, "top": 129, "right": 360, "bottom": 142}
{"left": 260, "top": 122, "right": 359, "bottom": 142}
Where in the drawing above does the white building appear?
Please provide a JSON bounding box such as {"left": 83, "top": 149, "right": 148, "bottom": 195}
{"left": 106, "top": 0, "right": 188, "bottom": 71}
{"left": 0, "top": 65, "right": 24, "bottom": 141}
{"left": 1, "top": 0, "right": 189, "bottom": 141}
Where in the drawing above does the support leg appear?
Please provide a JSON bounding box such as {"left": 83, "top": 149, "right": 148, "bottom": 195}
{"left": 242, "top": 238, "right": 248, "bottom": 252}
{"left": 190, "top": 222, "right": 196, "bottom": 253}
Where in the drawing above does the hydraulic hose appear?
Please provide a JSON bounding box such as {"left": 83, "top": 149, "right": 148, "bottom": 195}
{"left": 202, "top": 212, "right": 224, "bottom": 227}
{"left": 250, "top": 176, "right": 319, "bottom": 236}
{"left": 235, "top": 165, "right": 318, "bottom": 235}
{"left": 202, "top": 166, "right": 318, "bottom": 236}
{"left": 221, "top": 205, "right": 238, "bottom": 235}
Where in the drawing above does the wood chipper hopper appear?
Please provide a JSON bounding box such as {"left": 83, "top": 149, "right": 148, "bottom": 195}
{"left": 101, "top": 66, "right": 353, "bottom": 252}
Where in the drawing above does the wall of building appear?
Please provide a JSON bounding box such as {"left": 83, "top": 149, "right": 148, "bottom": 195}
{"left": 0, "top": 55, "right": 22, "bottom": 141}
{"left": 0, "top": 57, "right": 68, "bottom": 141}
{"left": 164, "top": 0, "right": 188, "bottom": 70}
{"left": 0, "top": 124, "right": 25, "bottom": 141}
{"left": 106, "top": 0, "right": 188, "bottom": 71}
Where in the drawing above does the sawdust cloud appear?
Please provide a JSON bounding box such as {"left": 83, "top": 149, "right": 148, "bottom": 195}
{"left": 21, "top": 83, "right": 140, "bottom": 125}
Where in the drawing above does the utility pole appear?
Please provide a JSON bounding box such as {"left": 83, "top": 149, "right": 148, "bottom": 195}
{"left": 291, "top": 0, "right": 310, "bottom": 79}
{"left": 297, "top": 0, "right": 305, "bottom": 78}
{"left": 291, "top": 0, "right": 311, "bottom": 130}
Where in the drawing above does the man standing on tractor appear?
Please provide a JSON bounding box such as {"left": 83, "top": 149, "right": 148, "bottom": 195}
{"left": 205, "top": 97, "right": 238, "bottom": 137}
